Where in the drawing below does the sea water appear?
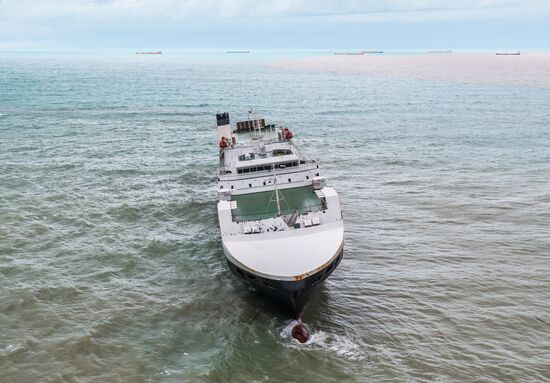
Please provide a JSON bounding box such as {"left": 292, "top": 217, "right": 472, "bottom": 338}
{"left": 1, "top": 50, "right": 549, "bottom": 382}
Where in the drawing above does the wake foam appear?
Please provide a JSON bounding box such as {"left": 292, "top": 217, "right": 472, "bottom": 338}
{"left": 279, "top": 320, "right": 366, "bottom": 361}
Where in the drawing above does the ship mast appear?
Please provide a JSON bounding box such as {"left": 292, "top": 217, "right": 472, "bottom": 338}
{"left": 268, "top": 165, "right": 287, "bottom": 216}
{"left": 249, "top": 108, "right": 264, "bottom": 140}
{"left": 274, "top": 177, "right": 281, "bottom": 216}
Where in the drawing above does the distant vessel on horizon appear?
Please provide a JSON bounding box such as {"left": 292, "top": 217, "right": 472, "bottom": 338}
{"left": 334, "top": 52, "right": 363, "bottom": 55}
{"left": 227, "top": 50, "right": 250, "bottom": 54}
{"left": 496, "top": 51, "right": 520, "bottom": 56}
{"left": 334, "top": 50, "right": 383, "bottom": 55}
{"left": 429, "top": 50, "right": 452, "bottom": 54}
{"left": 136, "top": 51, "right": 162, "bottom": 55}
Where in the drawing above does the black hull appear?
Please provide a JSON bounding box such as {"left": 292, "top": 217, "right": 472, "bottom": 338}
{"left": 226, "top": 248, "right": 343, "bottom": 318}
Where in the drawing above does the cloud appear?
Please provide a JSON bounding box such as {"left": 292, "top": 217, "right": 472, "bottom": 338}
{"left": 2, "top": 0, "right": 550, "bottom": 21}
{"left": 1, "top": 0, "right": 549, "bottom": 48}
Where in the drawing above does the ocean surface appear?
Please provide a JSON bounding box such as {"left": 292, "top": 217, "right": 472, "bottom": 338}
{"left": 1, "top": 50, "right": 549, "bottom": 382}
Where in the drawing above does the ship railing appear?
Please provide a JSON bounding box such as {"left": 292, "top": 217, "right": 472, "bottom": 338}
{"left": 219, "top": 159, "right": 318, "bottom": 176}
{"left": 232, "top": 202, "right": 324, "bottom": 223}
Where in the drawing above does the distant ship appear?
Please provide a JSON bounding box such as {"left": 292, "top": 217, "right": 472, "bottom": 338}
{"left": 215, "top": 111, "right": 344, "bottom": 318}
{"left": 135, "top": 51, "right": 162, "bottom": 55}
{"left": 227, "top": 51, "right": 250, "bottom": 54}
{"left": 428, "top": 50, "right": 452, "bottom": 54}
{"left": 496, "top": 51, "right": 520, "bottom": 56}
{"left": 334, "top": 50, "right": 383, "bottom": 55}
{"left": 334, "top": 52, "right": 364, "bottom": 55}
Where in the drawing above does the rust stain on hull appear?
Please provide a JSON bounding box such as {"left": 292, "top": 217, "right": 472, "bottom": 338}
{"left": 293, "top": 242, "right": 344, "bottom": 281}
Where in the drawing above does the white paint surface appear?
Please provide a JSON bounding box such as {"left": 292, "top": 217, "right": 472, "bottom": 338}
{"left": 223, "top": 221, "right": 343, "bottom": 280}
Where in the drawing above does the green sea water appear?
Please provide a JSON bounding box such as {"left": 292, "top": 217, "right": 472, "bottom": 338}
{"left": 1, "top": 50, "right": 549, "bottom": 382}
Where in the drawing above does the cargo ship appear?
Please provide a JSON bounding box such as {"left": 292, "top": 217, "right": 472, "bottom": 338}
{"left": 215, "top": 111, "right": 344, "bottom": 318}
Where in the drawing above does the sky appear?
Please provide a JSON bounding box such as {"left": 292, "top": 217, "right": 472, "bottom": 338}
{"left": 0, "top": 0, "right": 549, "bottom": 49}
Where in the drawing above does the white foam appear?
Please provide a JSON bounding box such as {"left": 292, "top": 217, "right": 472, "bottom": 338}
{"left": 2, "top": 343, "right": 23, "bottom": 356}
{"left": 279, "top": 320, "right": 367, "bottom": 361}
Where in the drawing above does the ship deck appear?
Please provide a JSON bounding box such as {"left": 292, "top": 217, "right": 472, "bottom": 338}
{"left": 231, "top": 185, "right": 324, "bottom": 221}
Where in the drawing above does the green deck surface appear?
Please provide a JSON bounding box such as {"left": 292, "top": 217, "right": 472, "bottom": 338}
{"left": 232, "top": 186, "right": 323, "bottom": 221}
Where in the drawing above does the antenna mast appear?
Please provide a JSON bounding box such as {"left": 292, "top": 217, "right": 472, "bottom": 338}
{"left": 267, "top": 165, "right": 287, "bottom": 216}
{"left": 274, "top": 177, "right": 281, "bottom": 216}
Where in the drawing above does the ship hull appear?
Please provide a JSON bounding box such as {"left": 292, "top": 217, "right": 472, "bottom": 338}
{"left": 225, "top": 247, "right": 343, "bottom": 318}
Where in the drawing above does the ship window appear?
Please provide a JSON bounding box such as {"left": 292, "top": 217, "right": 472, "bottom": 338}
{"left": 249, "top": 183, "right": 252, "bottom": 188}
{"left": 286, "top": 162, "right": 292, "bottom": 167}
{"left": 315, "top": 173, "right": 319, "bottom": 176}
{"left": 243, "top": 168, "right": 249, "bottom": 173}
{"left": 288, "top": 178, "right": 291, "bottom": 183}
{"left": 237, "top": 169, "right": 242, "bottom": 174}
{"left": 220, "top": 186, "right": 223, "bottom": 189}
{"left": 293, "top": 162, "right": 298, "bottom": 167}
{"left": 263, "top": 181, "right": 266, "bottom": 186}
{"left": 250, "top": 167, "right": 257, "bottom": 172}
{"left": 231, "top": 185, "right": 234, "bottom": 189}
{"left": 306, "top": 175, "right": 309, "bottom": 179}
